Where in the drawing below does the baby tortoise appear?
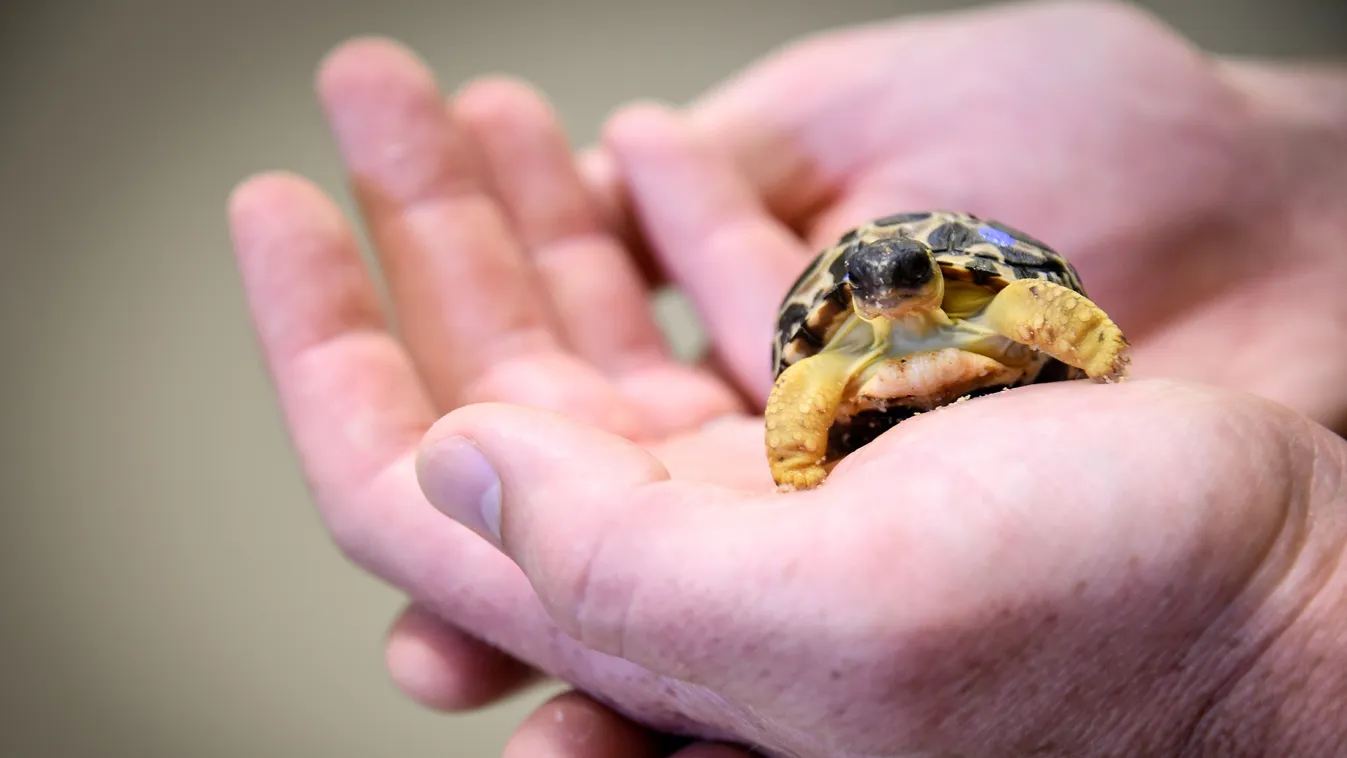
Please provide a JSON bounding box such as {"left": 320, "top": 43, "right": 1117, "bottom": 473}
{"left": 767, "top": 210, "right": 1129, "bottom": 491}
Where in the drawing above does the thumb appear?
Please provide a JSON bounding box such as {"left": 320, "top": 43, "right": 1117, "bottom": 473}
{"left": 413, "top": 402, "right": 837, "bottom": 680}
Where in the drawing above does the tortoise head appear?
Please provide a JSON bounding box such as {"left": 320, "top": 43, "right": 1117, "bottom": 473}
{"left": 844, "top": 237, "right": 943, "bottom": 321}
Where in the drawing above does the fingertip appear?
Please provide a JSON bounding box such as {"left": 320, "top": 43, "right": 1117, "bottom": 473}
{"left": 601, "top": 100, "right": 684, "bottom": 155}
{"left": 227, "top": 170, "right": 321, "bottom": 222}
{"left": 315, "top": 35, "right": 437, "bottom": 101}
{"left": 597, "top": 98, "right": 804, "bottom": 403}
{"left": 225, "top": 168, "right": 388, "bottom": 366}
{"left": 503, "top": 690, "right": 665, "bottom": 758}
{"left": 226, "top": 171, "right": 347, "bottom": 261}
{"left": 420, "top": 401, "right": 666, "bottom": 485}
{"left": 314, "top": 36, "right": 457, "bottom": 198}
{"left": 601, "top": 98, "right": 766, "bottom": 225}
{"left": 384, "top": 604, "right": 540, "bottom": 712}
{"left": 575, "top": 145, "right": 618, "bottom": 201}
{"left": 575, "top": 144, "right": 626, "bottom": 223}
{"left": 418, "top": 400, "right": 511, "bottom": 452}
{"left": 417, "top": 401, "right": 665, "bottom": 507}
{"left": 451, "top": 73, "right": 607, "bottom": 245}
{"left": 453, "top": 74, "right": 558, "bottom": 131}
{"left": 413, "top": 400, "right": 784, "bottom": 669}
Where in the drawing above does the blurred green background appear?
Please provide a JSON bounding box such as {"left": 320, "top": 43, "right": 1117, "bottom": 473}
{"left": 2, "top": 1, "right": 1342, "bottom": 756}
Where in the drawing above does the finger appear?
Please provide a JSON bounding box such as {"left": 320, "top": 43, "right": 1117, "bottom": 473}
{"left": 453, "top": 76, "right": 669, "bottom": 375}
{"left": 228, "top": 165, "right": 646, "bottom": 697}
{"left": 317, "top": 38, "right": 562, "bottom": 408}
{"left": 453, "top": 79, "right": 745, "bottom": 430}
{"left": 575, "top": 142, "right": 751, "bottom": 406}
{"left": 384, "top": 603, "right": 541, "bottom": 712}
{"left": 502, "top": 690, "right": 673, "bottom": 758}
{"left": 228, "top": 170, "right": 436, "bottom": 499}
{"left": 575, "top": 145, "right": 668, "bottom": 288}
{"left": 413, "top": 401, "right": 825, "bottom": 684}
{"left": 229, "top": 171, "right": 565, "bottom": 677}
{"left": 604, "top": 104, "right": 813, "bottom": 404}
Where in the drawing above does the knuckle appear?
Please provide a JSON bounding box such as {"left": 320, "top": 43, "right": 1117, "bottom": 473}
{"left": 542, "top": 517, "right": 638, "bottom": 656}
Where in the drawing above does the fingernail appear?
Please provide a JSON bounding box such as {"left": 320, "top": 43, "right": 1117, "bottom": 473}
{"left": 417, "top": 436, "right": 502, "bottom": 543}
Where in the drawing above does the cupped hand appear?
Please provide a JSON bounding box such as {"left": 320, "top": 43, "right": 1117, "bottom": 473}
{"left": 587, "top": 0, "right": 1347, "bottom": 431}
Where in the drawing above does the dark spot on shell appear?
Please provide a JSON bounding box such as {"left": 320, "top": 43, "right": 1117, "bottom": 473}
{"left": 837, "top": 228, "right": 859, "bottom": 245}
{"left": 1010, "top": 264, "right": 1047, "bottom": 281}
{"left": 823, "top": 282, "right": 850, "bottom": 309}
{"left": 795, "top": 324, "right": 825, "bottom": 348}
{"left": 828, "top": 243, "right": 855, "bottom": 283}
{"left": 962, "top": 257, "right": 999, "bottom": 285}
{"left": 806, "top": 291, "right": 850, "bottom": 347}
{"left": 777, "top": 302, "right": 808, "bottom": 336}
{"left": 873, "top": 211, "right": 931, "bottom": 226}
{"left": 997, "top": 245, "right": 1049, "bottom": 267}
{"left": 928, "top": 221, "right": 979, "bottom": 252}
{"left": 783, "top": 254, "right": 827, "bottom": 301}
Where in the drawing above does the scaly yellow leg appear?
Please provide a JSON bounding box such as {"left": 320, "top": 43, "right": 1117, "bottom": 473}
{"left": 982, "top": 279, "right": 1129, "bottom": 380}
{"left": 765, "top": 349, "right": 870, "bottom": 491}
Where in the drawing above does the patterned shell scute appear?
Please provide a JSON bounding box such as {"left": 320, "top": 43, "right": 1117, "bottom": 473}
{"left": 771, "top": 210, "right": 1087, "bottom": 376}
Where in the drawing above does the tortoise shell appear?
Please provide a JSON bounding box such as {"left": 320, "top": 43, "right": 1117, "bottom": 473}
{"left": 771, "top": 210, "right": 1089, "bottom": 377}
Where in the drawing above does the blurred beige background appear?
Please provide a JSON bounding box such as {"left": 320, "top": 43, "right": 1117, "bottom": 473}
{"left": 1, "top": 1, "right": 1342, "bottom": 756}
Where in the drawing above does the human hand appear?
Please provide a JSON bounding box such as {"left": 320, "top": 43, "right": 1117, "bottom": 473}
{"left": 489, "top": 690, "right": 752, "bottom": 758}
{"left": 394, "top": 83, "right": 1347, "bottom": 753}
{"left": 585, "top": 0, "right": 1347, "bottom": 432}
{"left": 227, "top": 38, "right": 751, "bottom": 718}
{"left": 231, "top": 2, "right": 1347, "bottom": 753}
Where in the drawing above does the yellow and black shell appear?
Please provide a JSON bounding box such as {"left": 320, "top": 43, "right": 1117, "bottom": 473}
{"left": 771, "top": 210, "right": 1089, "bottom": 377}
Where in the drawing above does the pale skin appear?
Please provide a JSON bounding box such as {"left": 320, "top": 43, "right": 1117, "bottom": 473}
{"left": 227, "top": 1, "right": 1347, "bottom": 755}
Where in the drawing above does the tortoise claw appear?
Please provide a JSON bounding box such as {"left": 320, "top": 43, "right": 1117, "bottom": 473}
{"left": 773, "top": 466, "right": 829, "bottom": 493}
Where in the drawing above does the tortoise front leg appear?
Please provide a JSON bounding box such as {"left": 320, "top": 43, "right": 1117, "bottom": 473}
{"left": 765, "top": 350, "right": 862, "bottom": 491}
{"left": 982, "top": 278, "right": 1129, "bottom": 380}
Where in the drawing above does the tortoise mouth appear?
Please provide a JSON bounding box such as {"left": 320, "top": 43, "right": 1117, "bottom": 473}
{"left": 853, "top": 290, "right": 939, "bottom": 320}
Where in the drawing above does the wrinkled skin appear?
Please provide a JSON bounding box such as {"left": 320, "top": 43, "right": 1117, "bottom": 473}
{"left": 227, "top": 1, "right": 1347, "bottom": 756}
